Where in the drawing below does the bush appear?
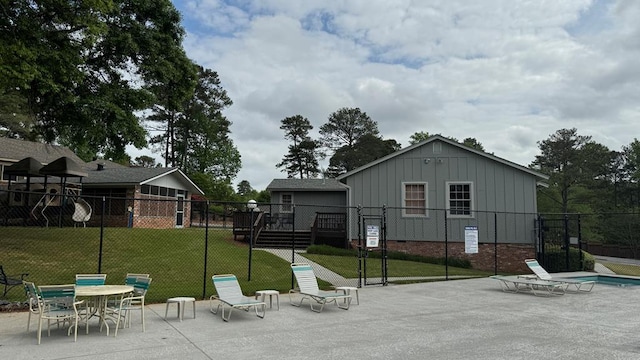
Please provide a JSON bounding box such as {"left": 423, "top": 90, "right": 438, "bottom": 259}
{"left": 582, "top": 251, "right": 595, "bottom": 271}
{"left": 306, "top": 245, "right": 472, "bottom": 269}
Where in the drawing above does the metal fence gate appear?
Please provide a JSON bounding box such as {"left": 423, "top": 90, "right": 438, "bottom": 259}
{"left": 537, "top": 214, "right": 584, "bottom": 272}
{"left": 358, "top": 206, "right": 388, "bottom": 286}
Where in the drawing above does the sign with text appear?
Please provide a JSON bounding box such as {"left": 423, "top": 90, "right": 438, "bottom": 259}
{"left": 465, "top": 226, "right": 478, "bottom": 254}
{"left": 366, "top": 225, "right": 380, "bottom": 248}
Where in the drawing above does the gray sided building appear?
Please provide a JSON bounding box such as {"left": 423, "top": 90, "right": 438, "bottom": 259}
{"left": 265, "top": 178, "right": 348, "bottom": 230}
{"left": 265, "top": 135, "right": 548, "bottom": 271}
{"left": 338, "top": 135, "right": 548, "bottom": 245}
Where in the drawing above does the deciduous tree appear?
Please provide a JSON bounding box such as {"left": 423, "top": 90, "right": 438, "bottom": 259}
{"left": 409, "top": 131, "right": 430, "bottom": 145}
{"left": 1, "top": 0, "right": 196, "bottom": 162}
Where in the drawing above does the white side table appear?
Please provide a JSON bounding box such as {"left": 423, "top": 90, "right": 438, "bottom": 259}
{"left": 165, "top": 297, "right": 196, "bottom": 321}
{"left": 255, "top": 290, "right": 280, "bottom": 310}
{"left": 335, "top": 286, "right": 359, "bottom": 305}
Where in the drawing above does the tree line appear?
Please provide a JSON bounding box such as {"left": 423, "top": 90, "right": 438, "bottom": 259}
{"left": 275, "top": 119, "right": 640, "bottom": 246}
{"left": 275, "top": 107, "right": 486, "bottom": 179}
{"left": 533, "top": 128, "right": 640, "bottom": 246}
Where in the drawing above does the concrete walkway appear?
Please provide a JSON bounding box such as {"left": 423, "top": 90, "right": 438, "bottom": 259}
{"left": 259, "top": 249, "right": 472, "bottom": 286}
{"left": 594, "top": 262, "right": 617, "bottom": 274}
{"left": 2, "top": 274, "right": 640, "bottom": 360}
{"left": 259, "top": 248, "right": 358, "bottom": 286}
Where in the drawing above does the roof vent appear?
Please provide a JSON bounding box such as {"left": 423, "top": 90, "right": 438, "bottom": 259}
{"left": 97, "top": 163, "right": 105, "bottom": 171}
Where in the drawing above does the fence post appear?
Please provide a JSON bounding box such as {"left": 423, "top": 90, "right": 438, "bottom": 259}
{"left": 494, "top": 212, "right": 498, "bottom": 275}
{"left": 290, "top": 205, "right": 297, "bottom": 290}
{"left": 357, "top": 205, "right": 362, "bottom": 288}
{"left": 202, "top": 200, "right": 209, "bottom": 300}
{"left": 382, "top": 204, "right": 388, "bottom": 286}
{"left": 444, "top": 209, "right": 448, "bottom": 280}
{"left": 248, "top": 204, "right": 255, "bottom": 281}
{"left": 98, "top": 196, "right": 105, "bottom": 273}
{"left": 564, "top": 214, "right": 570, "bottom": 271}
{"left": 538, "top": 215, "right": 545, "bottom": 266}
{"left": 578, "top": 214, "right": 583, "bottom": 268}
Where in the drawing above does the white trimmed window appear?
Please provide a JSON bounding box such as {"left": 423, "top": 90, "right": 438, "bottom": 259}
{"left": 281, "top": 193, "right": 293, "bottom": 213}
{"left": 446, "top": 182, "right": 474, "bottom": 218}
{"left": 402, "top": 182, "right": 427, "bottom": 217}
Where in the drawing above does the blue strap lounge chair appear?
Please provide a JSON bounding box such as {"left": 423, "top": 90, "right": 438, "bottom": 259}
{"left": 289, "top": 263, "right": 351, "bottom": 312}
{"left": 525, "top": 259, "right": 595, "bottom": 293}
{"left": 490, "top": 275, "right": 568, "bottom": 296}
{"left": 210, "top": 274, "right": 266, "bottom": 322}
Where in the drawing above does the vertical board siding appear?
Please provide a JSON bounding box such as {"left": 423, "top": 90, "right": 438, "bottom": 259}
{"left": 344, "top": 140, "right": 540, "bottom": 244}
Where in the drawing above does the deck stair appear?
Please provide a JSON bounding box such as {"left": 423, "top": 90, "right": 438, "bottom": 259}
{"left": 254, "top": 230, "right": 311, "bottom": 249}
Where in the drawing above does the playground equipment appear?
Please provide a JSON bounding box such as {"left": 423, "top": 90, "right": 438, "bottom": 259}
{"left": 3, "top": 156, "right": 89, "bottom": 227}
{"left": 72, "top": 198, "right": 92, "bottom": 227}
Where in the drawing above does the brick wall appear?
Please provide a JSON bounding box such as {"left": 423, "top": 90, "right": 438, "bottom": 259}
{"left": 350, "top": 239, "right": 535, "bottom": 273}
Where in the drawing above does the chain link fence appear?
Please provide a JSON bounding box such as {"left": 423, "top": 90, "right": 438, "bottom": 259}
{"left": 3, "top": 189, "right": 640, "bottom": 303}
{"left": 538, "top": 212, "right": 640, "bottom": 275}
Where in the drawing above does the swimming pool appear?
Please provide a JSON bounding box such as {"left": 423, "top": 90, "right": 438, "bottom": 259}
{"left": 563, "top": 274, "right": 640, "bottom": 287}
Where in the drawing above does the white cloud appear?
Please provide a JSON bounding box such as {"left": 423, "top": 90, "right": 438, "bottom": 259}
{"left": 165, "top": 0, "right": 640, "bottom": 191}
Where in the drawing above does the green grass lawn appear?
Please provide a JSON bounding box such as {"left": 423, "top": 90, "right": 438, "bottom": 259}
{"left": 600, "top": 262, "right": 640, "bottom": 276}
{"left": 1, "top": 227, "right": 491, "bottom": 304}
{"left": 302, "top": 254, "right": 492, "bottom": 279}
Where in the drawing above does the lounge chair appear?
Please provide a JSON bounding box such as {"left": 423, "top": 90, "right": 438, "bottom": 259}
{"left": 490, "top": 275, "right": 568, "bottom": 296}
{"left": 210, "top": 274, "right": 266, "bottom": 322}
{"left": 289, "top": 263, "right": 351, "bottom": 312}
{"left": 524, "top": 259, "right": 595, "bottom": 293}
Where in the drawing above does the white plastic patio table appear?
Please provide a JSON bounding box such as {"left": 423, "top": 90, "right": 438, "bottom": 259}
{"left": 76, "top": 285, "right": 134, "bottom": 336}
{"left": 255, "top": 290, "right": 279, "bottom": 310}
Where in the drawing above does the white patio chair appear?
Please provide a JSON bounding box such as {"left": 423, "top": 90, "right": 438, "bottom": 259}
{"left": 210, "top": 274, "right": 266, "bottom": 321}
{"left": 75, "top": 273, "right": 107, "bottom": 326}
{"left": 113, "top": 277, "right": 152, "bottom": 336}
{"left": 36, "top": 284, "right": 83, "bottom": 344}
{"left": 23, "top": 281, "right": 41, "bottom": 332}
{"left": 289, "top": 263, "right": 351, "bottom": 312}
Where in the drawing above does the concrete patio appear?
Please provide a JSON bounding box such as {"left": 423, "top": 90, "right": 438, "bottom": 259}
{"left": 1, "top": 275, "right": 640, "bottom": 360}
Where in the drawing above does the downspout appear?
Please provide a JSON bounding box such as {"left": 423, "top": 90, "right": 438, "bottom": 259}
{"left": 342, "top": 182, "right": 353, "bottom": 246}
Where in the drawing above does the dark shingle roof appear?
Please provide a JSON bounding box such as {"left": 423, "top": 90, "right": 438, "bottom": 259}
{"left": 83, "top": 165, "right": 204, "bottom": 195}
{"left": 84, "top": 160, "right": 128, "bottom": 170}
{"left": 266, "top": 178, "right": 347, "bottom": 192}
{"left": 84, "top": 166, "right": 179, "bottom": 185}
{"left": 0, "top": 138, "right": 203, "bottom": 194}
{"left": 0, "top": 137, "right": 84, "bottom": 165}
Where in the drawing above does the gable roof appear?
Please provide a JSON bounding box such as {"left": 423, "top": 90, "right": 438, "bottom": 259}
{"left": 0, "top": 138, "right": 204, "bottom": 194}
{"left": 0, "top": 137, "right": 84, "bottom": 165}
{"left": 83, "top": 166, "right": 204, "bottom": 195}
{"left": 267, "top": 178, "right": 348, "bottom": 192}
{"left": 337, "top": 135, "right": 549, "bottom": 183}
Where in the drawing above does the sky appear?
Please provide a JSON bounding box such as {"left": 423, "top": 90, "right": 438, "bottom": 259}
{"left": 163, "top": 0, "right": 640, "bottom": 191}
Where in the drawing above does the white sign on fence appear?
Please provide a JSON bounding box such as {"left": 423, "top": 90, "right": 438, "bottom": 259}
{"left": 366, "top": 225, "right": 380, "bottom": 248}
{"left": 465, "top": 225, "right": 478, "bottom": 254}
